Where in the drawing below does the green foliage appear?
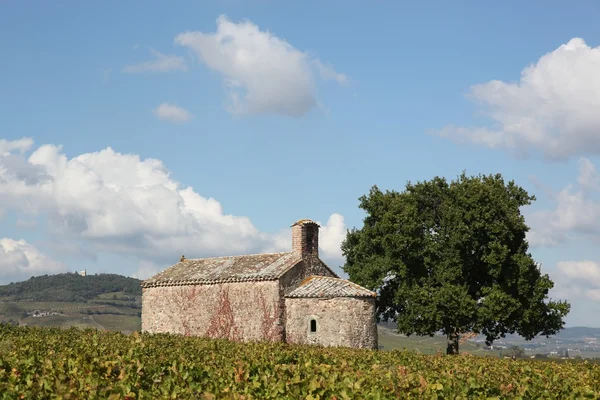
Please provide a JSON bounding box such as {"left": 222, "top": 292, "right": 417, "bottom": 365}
{"left": 0, "top": 324, "right": 599, "bottom": 399}
{"left": 0, "top": 273, "right": 142, "bottom": 302}
{"left": 342, "top": 173, "right": 570, "bottom": 353}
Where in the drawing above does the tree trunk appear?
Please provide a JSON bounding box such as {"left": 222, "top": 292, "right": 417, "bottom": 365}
{"left": 446, "top": 332, "right": 459, "bottom": 355}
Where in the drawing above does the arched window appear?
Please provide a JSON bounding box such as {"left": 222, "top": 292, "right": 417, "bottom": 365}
{"left": 310, "top": 319, "right": 317, "bottom": 333}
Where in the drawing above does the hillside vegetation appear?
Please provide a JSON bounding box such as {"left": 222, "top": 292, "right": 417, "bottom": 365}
{"left": 1, "top": 324, "right": 599, "bottom": 399}
{"left": 0, "top": 273, "right": 142, "bottom": 332}
{"left": 0, "top": 273, "right": 141, "bottom": 301}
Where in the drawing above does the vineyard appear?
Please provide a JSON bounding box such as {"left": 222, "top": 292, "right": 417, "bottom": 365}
{"left": 1, "top": 325, "right": 599, "bottom": 399}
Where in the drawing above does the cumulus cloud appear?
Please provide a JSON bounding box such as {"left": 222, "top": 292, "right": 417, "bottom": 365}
{"left": 314, "top": 60, "right": 348, "bottom": 85}
{"left": 0, "top": 238, "right": 66, "bottom": 283}
{"left": 132, "top": 260, "right": 163, "bottom": 280}
{"left": 554, "top": 260, "right": 600, "bottom": 302}
{"left": 0, "top": 137, "right": 33, "bottom": 156}
{"left": 440, "top": 38, "right": 600, "bottom": 160}
{"left": 527, "top": 157, "right": 600, "bottom": 247}
{"left": 577, "top": 158, "right": 600, "bottom": 191}
{"left": 0, "top": 138, "right": 346, "bottom": 275}
{"left": 558, "top": 260, "right": 600, "bottom": 287}
{"left": 153, "top": 103, "right": 193, "bottom": 123}
{"left": 318, "top": 213, "right": 347, "bottom": 261}
{"left": 175, "top": 15, "right": 346, "bottom": 117}
{"left": 123, "top": 48, "right": 187, "bottom": 73}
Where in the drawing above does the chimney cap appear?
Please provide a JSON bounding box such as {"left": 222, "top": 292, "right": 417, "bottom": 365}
{"left": 291, "top": 219, "right": 320, "bottom": 228}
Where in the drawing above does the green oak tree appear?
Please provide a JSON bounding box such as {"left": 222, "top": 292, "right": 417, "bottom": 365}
{"left": 342, "top": 173, "right": 570, "bottom": 355}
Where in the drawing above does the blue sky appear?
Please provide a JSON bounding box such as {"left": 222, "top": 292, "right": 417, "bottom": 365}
{"left": 2, "top": 1, "right": 600, "bottom": 327}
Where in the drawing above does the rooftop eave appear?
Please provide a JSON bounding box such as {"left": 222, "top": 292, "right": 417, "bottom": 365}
{"left": 142, "top": 275, "right": 280, "bottom": 288}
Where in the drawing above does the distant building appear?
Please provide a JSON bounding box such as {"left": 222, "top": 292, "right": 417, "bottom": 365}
{"left": 77, "top": 270, "right": 86, "bottom": 277}
{"left": 141, "top": 219, "right": 378, "bottom": 349}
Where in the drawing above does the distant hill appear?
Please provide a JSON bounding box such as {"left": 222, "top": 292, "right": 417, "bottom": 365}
{"left": 0, "top": 273, "right": 143, "bottom": 333}
{"left": 378, "top": 319, "right": 600, "bottom": 341}
{"left": 553, "top": 326, "right": 600, "bottom": 339}
{"left": 0, "top": 273, "right": 142, "bottom": 302}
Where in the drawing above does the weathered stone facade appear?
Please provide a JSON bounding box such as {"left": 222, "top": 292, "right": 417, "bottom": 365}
{"left": 142, "top": 281, "right": 283, "bottom": 342}
{"left": 141, "top": 219, "right": 378, "bottom": 349}
{"left": 285, "top": 297, "right": 378, "bottom": 349}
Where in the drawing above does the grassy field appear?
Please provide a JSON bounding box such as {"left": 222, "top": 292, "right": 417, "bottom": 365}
{"left": 0, "top": 290, "right": 142, "bottom": 332}
{"left": 0, "top": 301, "right": 140, "bottom": 316}
{"left": 91, "top": 314, "right": 141, "bottom": 331}
{"left": 1, "top": 301, "right": 98, "bottom": 312}
{"left": 20, "top": 314, "right": 103, "bottom": 329}
{"left": 96, "top": 292, "right": 141, "bottom": 301}
{"left": 377, "top": 325, "right": 500, "bottom": 356}
{"left": 20, "top": 314, "right": 142, "bottom": 332}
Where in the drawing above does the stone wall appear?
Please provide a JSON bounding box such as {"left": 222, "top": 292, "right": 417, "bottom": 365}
{"left": 284, "top": 297, "right": 378, "bottom": 349}
{"left": 142, "top": 280, "right": 283, "bottom": 342}
{"left": 279, "top": 261, "right": 336, "bottom": 294}
{"left": 274, "top": 261, "right": 335, "bottom": 342}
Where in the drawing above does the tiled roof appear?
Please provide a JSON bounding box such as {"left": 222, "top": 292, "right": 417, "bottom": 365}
{"left": 285, "top": 276, "right": 377, "bottom": 299}
{"left": 142, "top": 252, "right": 302, "bottom": 288}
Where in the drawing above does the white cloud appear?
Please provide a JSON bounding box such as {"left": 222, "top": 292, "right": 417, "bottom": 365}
{"left": 440, "top": 38, "right": 600, "bottom": 160}
{"left": 0, "top": 138, "right": 346, "bottom": 275}
{"left": 0, "top": 238, "right": 66, "bottom": 283}
{"left": 314, "top": 60, "right": 348, "bottom": 85}
{"left": 558, "top": 260, "right": 600, "bottom": 287}
{"left": 527, "top": 157, "right": 600, "bottom": 247}
{"left": 123, "top": 48, "right": 187, "bottom": 73}
{"left": 577, "top": 158, "right": 600, "bottom": 191}
{"left": 525, "top": 228, "right": 562, "bottom": 248}
{"left": 132, "top": 260, "right": 162, "bottom": 280}
{"left": 153, "top": 103, "right": 193, "bottom": 123}
{"left": 318, "top": 213, "right": 347, "bottom": 262}
{"left": 174, "top": 15, "right": 346, "bottom": 117}
{"left": 0, "top": 137, "right": 33, "bottom": 156}
{"left": 555, "top": 260, "right": 600, "bottom": 302}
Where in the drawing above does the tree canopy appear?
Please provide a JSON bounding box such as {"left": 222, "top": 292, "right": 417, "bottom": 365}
{"left": 342, "top": 173, "right": 570, "bottom": 354}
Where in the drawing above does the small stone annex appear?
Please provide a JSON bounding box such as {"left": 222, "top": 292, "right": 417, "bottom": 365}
{"left": 141, "top": 219, "right": 378, "bottom": 349}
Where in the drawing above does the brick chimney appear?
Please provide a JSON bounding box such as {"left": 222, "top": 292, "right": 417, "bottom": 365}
{"left": 291, "top": 219, "right": 320, "bottom": 258}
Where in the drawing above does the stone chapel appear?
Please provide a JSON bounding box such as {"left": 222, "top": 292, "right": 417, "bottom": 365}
{"left": 141, "top": 219, "right": 378, "bottom": 349}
